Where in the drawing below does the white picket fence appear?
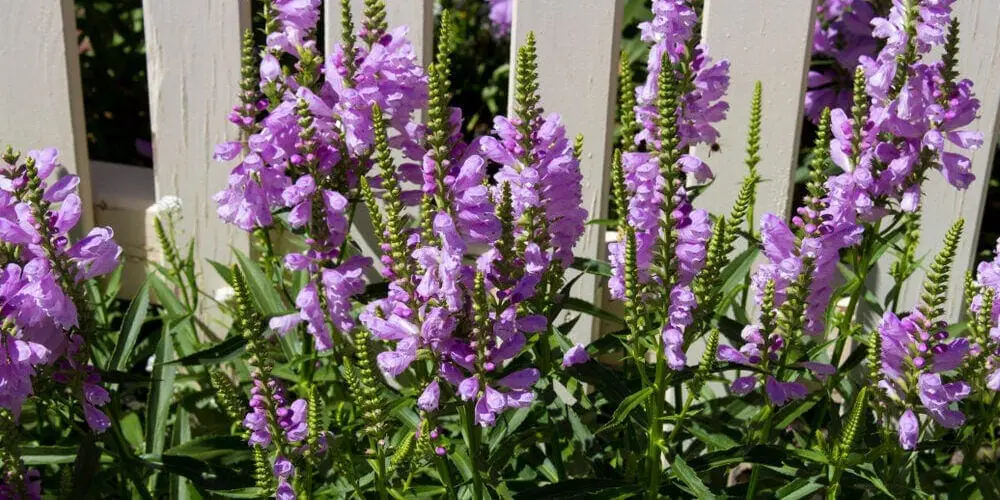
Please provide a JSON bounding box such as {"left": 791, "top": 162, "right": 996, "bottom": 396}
{"left": 1, "top": 1, "right": 999, "bottom": 343}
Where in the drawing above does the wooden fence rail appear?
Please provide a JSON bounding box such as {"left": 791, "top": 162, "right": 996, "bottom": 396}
{"left": 1, "top": 0, "right": 999, "bottom": 340}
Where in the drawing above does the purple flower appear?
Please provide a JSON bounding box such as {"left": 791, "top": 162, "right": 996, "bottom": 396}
{"left": 917, "top": 372, "right": 969, "bottom": 429}
{"left": 67, "top": 228, "right": 123, "bottom": 281}
{"left": 458, "top": 376, "right": 480, "bottom": 401}
{"left": 487, "top": 0, "right": 512, "bottom": 37}
{"left": 276, "top": 480, "right": 296, "bottom": 500}
{"left": 764, "top": 376, "right": 808, "bottom": 406}
{"left": 806, "top": 0, "right": 877, "bottom": 123}
{"left": 730, "top": 376, "right": 757, "bottom": 395}
{"left": 418, "top": 380, "right": 441, "bottom": 411}
{"left": 562, "top": 344, "right": 590, "bottom": 368}
{"left": 0, "top": 468, "right": 42, "bottom": 500}
{"left": 485, "top": 112, "right": 587, "bottom": 268}
{"left": 497, "top": 368, "right": 540, "bottom": 390}
{"left": 824, "top": 1, "right": 982, "bottom": 220}
{"left": 634, "top": 0, "right": 730, "bottom": 150}
{"left": 273, "top": 456, "right": 294, "bottom": 479}
{"left": 898, "top": 408, "right": 919, "bottom": 450}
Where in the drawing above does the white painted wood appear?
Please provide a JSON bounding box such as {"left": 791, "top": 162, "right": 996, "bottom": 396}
{"left": 0, "top": 0, "right": 92, "bottom": 229}
{"left": 510, "top": 0, "right": 625, "bottom": 344}
{"left": 142, "top": 0, "right": 251, "bottom": 317}
{"left": 894, "top": 1, "right": 1000, "bottom": 321}
{"left": 91, "top": 161, "right": 156, "bottom": 297}
{"left": 698, "top": 0, "right": 818, "bottom": 221}
{"left": 324, "top": 0, "right": 434, "bottom": 67}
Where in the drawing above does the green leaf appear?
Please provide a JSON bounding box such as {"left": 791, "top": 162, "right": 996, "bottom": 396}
{"left": 146, "top": 323, "right": 177, "bottom": 459}
{"left": 569, "top": 362, "right": 633, "bottom": 408}
{"left": 514, "top": 479, "right": 643, "bottom": 499}
{"left": 686, "top": 445, "right": 789, "bottom": 472}
{"left": 671, "top": 456, "right": 717, "bottom": 499}
{"left": 562, "top": 297, "right": 624, "bottom": 325}
{"left": 787, "top": 448, "right": 829, "bottom": 465}
{"left": 120, "top": 412, "right": 144, "bottom": 450}
{"left": 774, "top": 399, "right": 817, "bottom": 429}
{"left": 570, "top": 257, "right": 612, "bottom": 278}
{"left": 170, "top": 408, "right": 192, "bottom": 500}
{"left": 206, "top": 258, "right": 234, "bottom": 284}
{"left": 597, "top": 386, "right": 652, "bottom": 434}
{"left": 567, "top": 407, "right": 594, "bottom": 446}
{"left": 107, "top": 278, "right": 151, "bottom": 372}
{"left": 585, "top": 218, "right": 618, "bottom": 227}
{"left": 149, "top": 275, "right": 197, "bottom": 356}
{"left": 234, "top": 248, "right": 286, "bottom": 316}
{"left": 20, "top": 446, "right": 80, "bottom": 465}
{"left": 168, "top": 335, "right": 247, "bottom": 366}
{"left": 720, "top": 247, "right": 758, "bottom": 294}
{"left": 164, "top": 435, "right": 251, "bottom": 462}
{"left": 156, "top": 455, "right": 255, "bottom": 491}
{"left": 688, "top": 424, "right": 738, "bottom": 451}
{"left": 847, "top": 464, "right": 895, "bottom": 498}
{"left": 776, "top": 477, "right": 824, "bottom": 500}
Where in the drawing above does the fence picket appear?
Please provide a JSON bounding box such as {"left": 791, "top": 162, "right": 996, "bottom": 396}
{"left": 0, "top": 0, "right": 92, "bottom": 228}
{"left": 698, "top": 0, "right": 818, "bottom": 221}
{"left": 510, "top": 0, "right": 625, "bottom": 344}
{"left": 896, "top": 1, "right": 1000, "bottom": 321}
{"left": 142, "top": 0, "right": 251, "bottom": 309}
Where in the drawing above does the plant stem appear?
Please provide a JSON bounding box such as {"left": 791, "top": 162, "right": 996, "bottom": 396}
{"left": 371, "top": 437, "right": 388, "bottom": 500}
{"left": 435, "top": 454, "right": 459, "bottom": 500}
{"left": 827, "top": 467, "right": 844, "bottom": 499}
{"left": 832, "top": 223, "right": 879, "bottom": 367}
{"left": 667, "top": 391, "right": 695, "bottom": 446}
{"left": 646, "top": 340, "right": 667, "bottom": 500}
{"left": 745, "top": 403, "right": 774, "bottom": 499}
{"left": 536, "top": 328, "right": 566, "bottom": 480}
{"left": 462, "top": 403, "right": 486, "bottom": 499}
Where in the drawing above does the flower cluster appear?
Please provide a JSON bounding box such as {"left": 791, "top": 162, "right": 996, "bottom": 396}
{"left": 0, "top": 147, "right": 121, "bottom": 430}
{"left": 806, "top": 0, "right": 877, "bottom": 123}
{"left": 970, "top": 241, "right": 1000, "bottom": 392}
{"left": 877, "top": 309, "right": 970, "bottom": 449}
{"left": 363, "top": 30, "right": 586, "bottom": 427}
{"left": 213, "top": 0, "right": 428, "bottom": 352}
{"left": 826, "top": 0, "right": 982, "bottom": 218}
{"left": 608, "top": 0, "right": 728, "bottom": 370}
{"left": 487, "top": 0, "right": 512, "bottom": 38}
{"left": 633, "top": 0, "right": 730, "bottom": 149}
{"left": 718, "top": 0, "right": 983, "bottom": 411}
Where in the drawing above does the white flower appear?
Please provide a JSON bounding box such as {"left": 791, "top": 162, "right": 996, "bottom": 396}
{"left": 214, "top": 286, "right": 237, "bottom": 307}
{"left": 154, "top": 195, "right": 183, "bottom": 217}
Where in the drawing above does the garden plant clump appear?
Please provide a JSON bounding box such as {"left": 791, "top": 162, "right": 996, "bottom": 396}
{"left": 2, "top": 0, "right": 999, "bottom": 498}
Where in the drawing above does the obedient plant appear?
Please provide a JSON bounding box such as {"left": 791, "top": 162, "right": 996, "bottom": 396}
{"left": 0, "top": 147, "right": 122, "bottom": 497}
{"left": 5, "top": 0, "right": 1000, "bottom": 498}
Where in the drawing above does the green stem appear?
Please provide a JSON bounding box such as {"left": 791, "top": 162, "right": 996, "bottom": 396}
{"left": 827, "top": 467, "right": 844, "bottom": 499}
{"left": 462, "top": 404, "right": 485, "bottom": 499}
{"left": 745, "top": 403, "right": 774, "bottom": 499}
{"left": 371, "top": 437, "right": 388, "bottom": 500}
{"left": 646, "top": 341, "right": 667, "bottom": 500}
{"left": 537, "top": 328, "right": 566, "bottom": 481}
{"left": 435, "top": 454, "right": 459, "bottom": 500}
{"left": 832, "top": 223, "right": 879, "bottom": 367}
{"left": 667, "top": 392, "right": 696, "bottom": 446}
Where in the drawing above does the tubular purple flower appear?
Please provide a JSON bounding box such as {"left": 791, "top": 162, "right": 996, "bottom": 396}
{"left": 562, "top": 344, "right": 590, "bottom": 368}
{"left": 634, "top": 0, "right": 729, "bottom": 149}
{"left": 806, "top": 0, "right": 877, "bottom": 123}
{"left": 487, "top": 0, "right": 512, "bottom": 37}
{"left": 898, "top": 408, "right": 919, "bottom": 450}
